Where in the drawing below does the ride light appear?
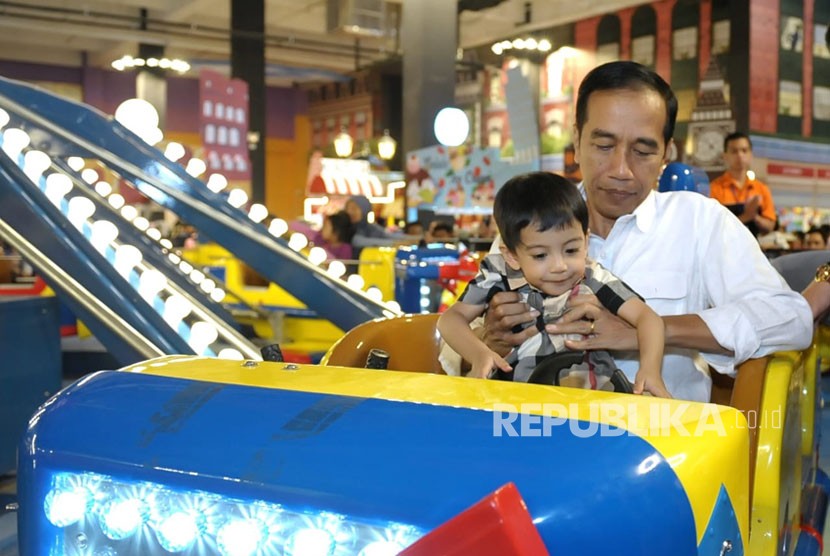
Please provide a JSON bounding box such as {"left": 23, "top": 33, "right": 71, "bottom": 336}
{"left": 66, "top": 156, "right": 85, "bottom": 171}
{"left": 66, "top": 196, "right": 96, "bottom": 230}
{"left": 308, "top": 246, "right": 327, "bottom": 266}
{"left": 206, "top": 173, "right": 228, "bottom": 193}
{"left": 120, "top": 205, "right": 138, "bottom": 221}
{"left": 268, "top": 218, "right": 289, "bottom": 237}
{"left": 185, "top": 157, "right": 207, "bottom": 178}
{"left": 113, "top": 245, "right": 142, "bottom": 279}
{"left": 164, "top": 142, "right": 186, "bottom": 162}
{"left": 327, "top": 260, "right": 347, "bottom": 279}
{"left": 89, "top": 220, "right": 119, "bottom": 255}
{"left": 248, "top": 203, "right": 268, "bottom": 223}
{"left": 146, "top": 228, "right": 162, "bottom": 241}
{"left": 209, "top": 288, "right": 226, "bottom": 303}
{"left": 188, "top": 321, "right": 219, "bottom": 355}
{"left": 199, "top": 279, "right": 216, "bottom": 294}
{"left": 347, "top": 274, "right": 365, "bottom": 290}
{"left": 138, "top": 269, "right": 168, "bottom": 303}
{"left": 22, "top": 150, "right": 52, "bottom": 183}
{"left": 227, "top": 188, "right": 248, "bottom": 208}
{"left": 44, "top": 173, "right": 74, "bottom": 206}
{"left": 1, "top": 128, "right": 31, "bottom": 160}
{"left": 107, "top": 193, "right": 125, "bottom": 210}
{"left": 81, "top": 168, "right": 99, "bottom": 184}
{"left": 41, "top": 471, "right": 424, "bottom": 555}
{"left": 365, "top": 286, "right": 383, "bottom": 302}
{"left": 132, "top": 216, "right": 150, "bottom": 231}
{"left": 94, "top": 181, "right": 113, "bottom": 197}
{"left": 288, "top": 233, "right": 308, "bottom": 252}
{"left": 162, "top": 295, "right": 192, "bottom": 328}
{"left": 217, "top": 348, "right": 244, "bottom": 360}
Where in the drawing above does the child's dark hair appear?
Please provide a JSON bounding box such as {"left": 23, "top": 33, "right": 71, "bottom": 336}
{"left": 494, "top": 172, "right": 588, "bottom": 251}
{"left": 328, "top": 210, "right": 356, "bottom": 243}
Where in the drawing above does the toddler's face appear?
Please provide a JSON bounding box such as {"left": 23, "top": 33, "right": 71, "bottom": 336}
{"left": 503, "top": 220, "right": 587, "bottom": 297}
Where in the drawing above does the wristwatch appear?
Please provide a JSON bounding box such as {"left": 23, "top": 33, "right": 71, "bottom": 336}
{"left": 815, "top": 262, "right": 830, "bottom": 283}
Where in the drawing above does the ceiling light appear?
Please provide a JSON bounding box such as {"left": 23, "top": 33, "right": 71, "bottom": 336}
{"left": 111, "top": 55, "right": 190, "bottom": 74}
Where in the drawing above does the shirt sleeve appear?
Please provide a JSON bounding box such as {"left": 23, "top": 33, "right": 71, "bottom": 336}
{"left": 695, "top": 204, "right": 812, "bottom": 374}
{"left": 583, "top": 262, "right": 642, "bottom": 314}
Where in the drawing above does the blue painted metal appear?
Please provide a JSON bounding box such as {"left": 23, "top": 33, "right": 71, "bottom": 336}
{"left": 0, "top": 75, "right": 395, "bottom": 331}
{"left": 0, "top": 151, "right": 188, "bottom": 363}
{"left": 0, "top": 296, "right": 61, "bottom": 474}
{"left": 697, "top": 485, "right": 743, "bottom": 555}
{"left": 394, "top": 246, "right": 458, "bottom": 313}
{"left": 18, "top": 371, "right": 699, "bottom": 555}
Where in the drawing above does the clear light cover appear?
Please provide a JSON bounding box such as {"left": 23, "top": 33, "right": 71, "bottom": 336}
{"left": 22, "top": 150, "right": 51, "bottom": 182}
{"left": 81, "top": 168, "right": 99, "bottom": 184}
{"left": 327, "top": 260, "right": 347, "bottom": 279}
{"left": 66, "top": 196, "right": 96, "bottom": 229}
{"left": 227, "top": 188, "right": 248, "bottom": 208}
{"left": 107, "top": 193, "right": 126, "bottom": 210}
{"left": 43, "top": 471, "right": 424, "bottom": 554}
{"left": 1, "top": 127, "right": 31, "bottom": 159}
{"left": 94, "top": 181, "right": 113, "bottom": 197}
{"left": 164, "top": 142, "right": 186, "bottom": 162}
{"left": 185, "top": 157, "right": 207, "bottom": 177}
{"left": 248, "top": 203, "right": 268, "bottom": 223}
{"left": 308, "top": 247, "right": 327, "bottom": 266}
{"left": 268, "top": 218, "right": 289, "bottom": 237}
{"left": 66, "top": 156, "right": 85, "bottom": 172}
{"left": 288, "top": 233, "right": 308, "bottom": 252}
{"left": 347, "top": 274, "right": 365, "bottom": 290}
{"left": 206, "top": 173, "right": 228, "bottom": 193}
{"left": 43, "top": 172, "right": 73, "bottom": 202}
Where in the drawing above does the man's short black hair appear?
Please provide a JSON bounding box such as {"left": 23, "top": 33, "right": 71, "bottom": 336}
{"left": 494, "top": 172, "right": 588, "bottom": 252}
{"left": 723, "top": 131, "right": 752, "bottom": 152}
{"left": 576, "top": 60, "right": 678, "bottom": 146}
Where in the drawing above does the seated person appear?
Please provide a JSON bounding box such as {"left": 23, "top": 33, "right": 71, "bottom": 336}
{"left": 437, "top": 172, "right": 669, "bottom": 397}
{"left": 426, "top": 221, "right": 455, "bottom": 243}
{"left": 314, "top": 210, "right": 355, "bottom": 260}
{"left": 804, "top": 227, "right": 827, "bottom": 250}
{"left": 404, "top": 221, "right": 425, "bottom": 238}
{"left": 344, "top": 195, "right": 409, "bottom": 255}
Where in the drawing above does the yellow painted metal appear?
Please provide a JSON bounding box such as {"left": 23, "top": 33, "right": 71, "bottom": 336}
{"left": 357, "top": 246, "right": 397, "bottom": 301}
{"left": 749, "top": 352, "right": 804, "bottom": 556}
{"left": 127, "top": 355, "right": 750, "bottom": 546}
{"left": 182, "top": 243, "right": 344, "bottom": 354}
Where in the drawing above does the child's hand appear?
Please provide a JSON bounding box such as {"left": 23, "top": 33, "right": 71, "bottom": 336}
{"left": 468, "top": 350, "right": 512, "bottom": 379}
{"left": 633, "top": 370, "right": 672, "bottom": 398}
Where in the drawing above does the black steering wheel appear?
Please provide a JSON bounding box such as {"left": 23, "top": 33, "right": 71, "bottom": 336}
{"left": 526, "top": 350, "right": 635, "bottom": 394}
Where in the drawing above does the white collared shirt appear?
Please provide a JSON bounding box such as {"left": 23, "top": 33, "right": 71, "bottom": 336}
{"left": 587, "top": 189, "right": 812, "bottom": 402}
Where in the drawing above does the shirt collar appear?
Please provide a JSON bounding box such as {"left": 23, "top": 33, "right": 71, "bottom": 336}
{"left": 580, "top": 181, "right": 657, "bottom": 235}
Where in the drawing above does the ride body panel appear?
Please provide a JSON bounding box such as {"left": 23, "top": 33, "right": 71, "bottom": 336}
{"left": 18, "top": 357, "right": 747, "bottom": 554}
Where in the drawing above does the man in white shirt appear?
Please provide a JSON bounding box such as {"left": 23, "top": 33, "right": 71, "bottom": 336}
{"left": 441, "top": 61, "right": 812, "bottom": 402}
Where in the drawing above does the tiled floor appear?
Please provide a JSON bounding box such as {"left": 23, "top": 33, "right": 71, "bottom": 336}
{"left": 3, "top": 382, "right": 830, "bottom": 555}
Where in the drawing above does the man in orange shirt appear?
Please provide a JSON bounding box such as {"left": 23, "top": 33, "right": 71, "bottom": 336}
{"left": 709, "top": 132, "right": 777, "bottom": 236}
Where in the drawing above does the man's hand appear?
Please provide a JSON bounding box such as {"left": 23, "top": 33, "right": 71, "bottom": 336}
{"left": 545, "top": 293, "right": 639, "bottom": 351}
{"left": 481, "top": 291, "right": 540, "bottom": 356}
{"left": 740, "top": 195, "right": 761, "bottom": 223}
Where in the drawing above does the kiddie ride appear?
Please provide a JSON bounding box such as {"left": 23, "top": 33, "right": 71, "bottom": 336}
{"left": 15, "top": 309, "right": 829, "bottom": 555}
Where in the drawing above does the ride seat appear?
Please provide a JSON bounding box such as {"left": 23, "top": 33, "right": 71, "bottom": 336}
{"left": 320, "top": 313, "right": 445, "bottom": 374}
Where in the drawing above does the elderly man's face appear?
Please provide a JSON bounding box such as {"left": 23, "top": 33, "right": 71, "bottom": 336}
{"left": 574, "top": 88, "right": 669, "bottom": 236}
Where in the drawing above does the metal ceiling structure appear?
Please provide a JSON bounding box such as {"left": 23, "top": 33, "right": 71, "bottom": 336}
{"left": 0, "top": 0, "right": 645, "bottom": 85}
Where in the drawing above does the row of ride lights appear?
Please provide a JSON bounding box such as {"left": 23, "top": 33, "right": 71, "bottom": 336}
{"left": 0, "top": 123, "right": 244, "bottom": 359}
{"left": 160, "top": 141, "right": 393, "bottom": 307}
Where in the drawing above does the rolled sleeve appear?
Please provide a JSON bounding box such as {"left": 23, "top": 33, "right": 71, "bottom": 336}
{"left": 698, "top": 291, "right": 812, "bottom": 374}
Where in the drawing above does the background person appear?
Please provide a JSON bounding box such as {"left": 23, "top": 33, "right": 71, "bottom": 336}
{"left": 804, "top": 227, "right": 828, "bottom": 250}
{"left": 709, "top": 132, "right": 777, "bottom": 236}
{"left": 440, "top": 60, "right": 812, "bottom": 403}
